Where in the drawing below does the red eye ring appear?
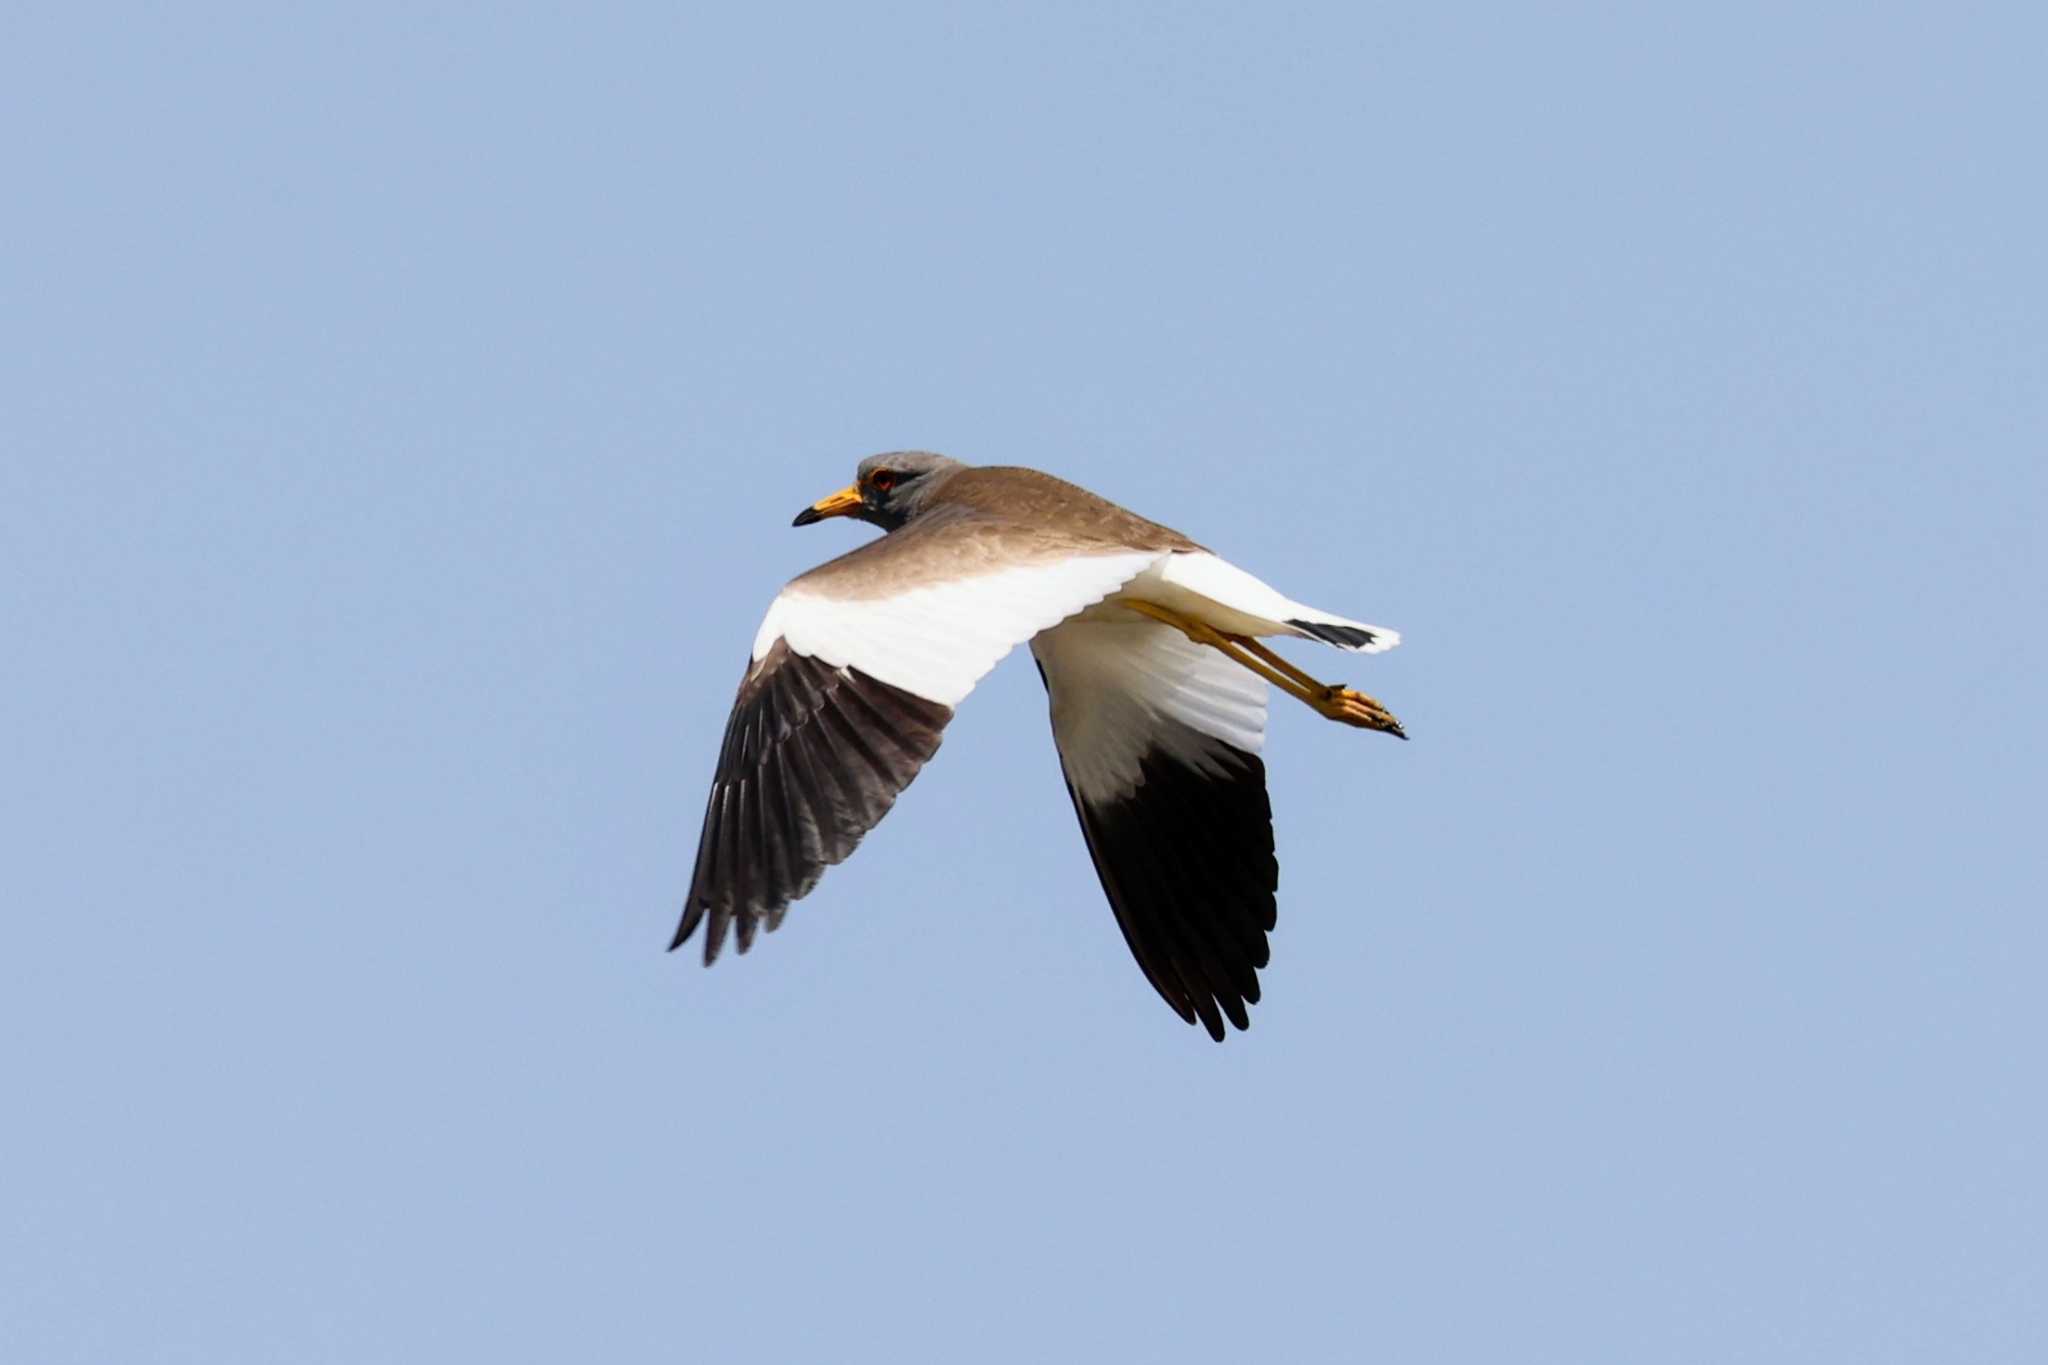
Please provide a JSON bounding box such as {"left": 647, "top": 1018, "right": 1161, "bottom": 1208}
{"left": 870, "top": 470, "right": 897, "bottom": 493}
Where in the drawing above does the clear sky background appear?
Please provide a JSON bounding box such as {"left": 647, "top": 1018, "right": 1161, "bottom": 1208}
{"left": 4, "top": 4, "right": 2042, "bottom": 1361}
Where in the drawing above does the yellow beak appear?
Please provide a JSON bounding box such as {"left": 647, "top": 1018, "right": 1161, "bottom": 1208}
{"left": 792, "top": 484, "right": 864, "bottom": 527}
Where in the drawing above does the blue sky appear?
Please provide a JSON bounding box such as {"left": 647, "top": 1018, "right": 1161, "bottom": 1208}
{"left": 3, "top": 4, "right": 2042, "bottom": 1361}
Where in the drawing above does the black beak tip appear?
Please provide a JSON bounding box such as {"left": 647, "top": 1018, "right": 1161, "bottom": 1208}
{"left": 791, "top": 507, "right": 822, "bottom": 527}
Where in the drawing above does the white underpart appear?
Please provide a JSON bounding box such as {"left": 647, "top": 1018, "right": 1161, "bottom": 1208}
{"left": 1032, "top": 619, "right": 1269, "bottom": 803}
{"left": 751, "top": 552, "right": 1161, "bottom": 706}
{"left": 1115, "top": 551, "right": 1400, "bottom": 654}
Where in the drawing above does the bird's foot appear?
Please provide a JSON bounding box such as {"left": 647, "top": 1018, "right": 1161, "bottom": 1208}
{"left": 1120, "top": 599, "right": 1406, "bottom": 739}
{"left": 1312, "top": 685, "right": 1407, "bottom": 739}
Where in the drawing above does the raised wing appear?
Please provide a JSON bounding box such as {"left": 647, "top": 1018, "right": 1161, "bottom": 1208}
{"left": 1030, "top": 613, "right": 1278, "bottom": 1040}
{"left": 675, "top": 551, "right": 1160, "bottom": 962}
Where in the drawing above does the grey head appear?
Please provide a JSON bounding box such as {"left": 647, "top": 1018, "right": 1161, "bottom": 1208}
{"left": 791, "top": 451, "right": 968, "bottom": 532}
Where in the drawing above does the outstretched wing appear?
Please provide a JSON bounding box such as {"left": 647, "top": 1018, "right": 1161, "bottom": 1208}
{"left": 1030, "top": 614, "right": 1278, "bottom": 1041}
{"left": 676, "top": 550, "right": 1160, "bottom": 962}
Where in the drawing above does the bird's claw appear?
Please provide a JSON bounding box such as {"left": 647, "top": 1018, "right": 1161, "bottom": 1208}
{"left": 1316, "top": 685, "right": 1407, "bottom": 739}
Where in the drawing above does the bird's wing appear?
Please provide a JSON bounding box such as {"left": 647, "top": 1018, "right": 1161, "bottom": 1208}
{"left": 1030, "top": 614, "right": 1277, "bottom": 1041}
{"left": 676, "top": 549, "right": 1162, "bottom": 962}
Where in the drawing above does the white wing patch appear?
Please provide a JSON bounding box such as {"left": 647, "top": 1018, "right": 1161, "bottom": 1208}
{"left": 751, "top": 552, "right": 1161, "bottom": 707}
{"left": 1126, "top": 551, "right": 1400, "bottom": 654}
{"left": 1031, "top": 617, "right": 1269, "bottom": 804}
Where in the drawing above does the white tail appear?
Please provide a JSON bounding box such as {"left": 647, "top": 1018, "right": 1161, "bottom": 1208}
{"left": 1123, "top": 552, "right": 1400, "bottom": 654}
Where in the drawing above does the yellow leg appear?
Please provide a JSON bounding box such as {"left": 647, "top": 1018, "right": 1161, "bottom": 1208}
{"left": 1121, "top": 600, "right": 1407, "bottom": 740}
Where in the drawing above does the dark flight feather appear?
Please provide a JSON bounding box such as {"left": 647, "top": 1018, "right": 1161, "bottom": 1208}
{"left": 674, "top": 642, "right": 953, "bottom": 962}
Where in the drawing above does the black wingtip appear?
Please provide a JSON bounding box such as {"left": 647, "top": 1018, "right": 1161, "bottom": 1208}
{"left": 1057, "top": 730, "right": 1276, "bottom": 1047}
{"left": 1287, "top": 618, "right": 1378, "bottom": 649}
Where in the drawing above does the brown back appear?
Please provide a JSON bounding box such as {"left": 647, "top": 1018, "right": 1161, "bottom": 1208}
{"left": 790, "top": 465, "right": 1201, "bottom": 601}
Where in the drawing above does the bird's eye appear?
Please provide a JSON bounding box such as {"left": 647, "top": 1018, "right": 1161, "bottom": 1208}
{"left": 870, "top": 470, "right": 898, "bottom": 493}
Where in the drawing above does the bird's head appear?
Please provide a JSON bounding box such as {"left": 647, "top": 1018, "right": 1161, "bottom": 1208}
{"left": 793, "top": 451, "right": 965, "bottom": 533}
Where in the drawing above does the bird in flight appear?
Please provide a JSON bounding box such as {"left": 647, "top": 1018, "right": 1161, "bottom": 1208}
{"left": 675, "top": 452, "right": 1406, "bottom": 1039}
